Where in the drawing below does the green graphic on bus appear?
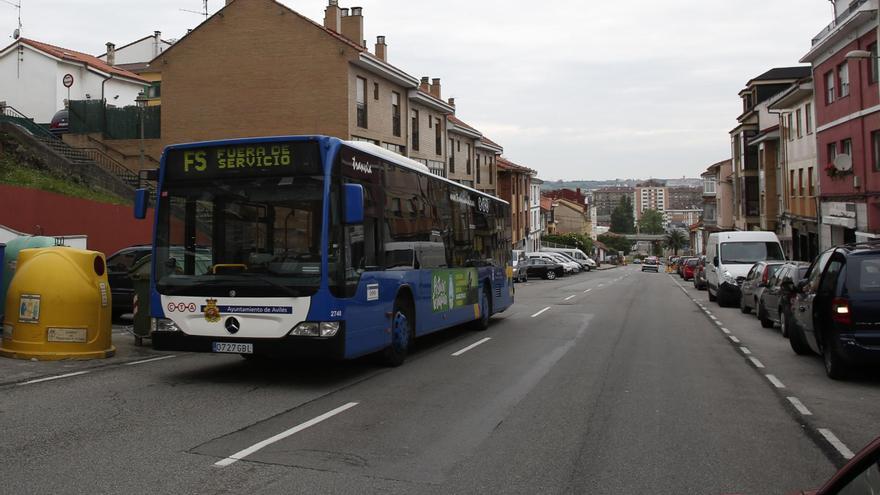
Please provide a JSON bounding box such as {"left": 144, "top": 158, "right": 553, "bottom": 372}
{"left": 431, "top": 268, "right": 478, "bottom": 312}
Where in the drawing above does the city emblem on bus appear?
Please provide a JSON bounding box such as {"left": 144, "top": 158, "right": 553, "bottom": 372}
{"left": 204, "top": 298, "right": 221, "bottom": 323}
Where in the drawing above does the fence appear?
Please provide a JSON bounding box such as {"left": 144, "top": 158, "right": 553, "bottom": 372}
{"left": 69, "top": 100, "right": 160, "bottom": 140}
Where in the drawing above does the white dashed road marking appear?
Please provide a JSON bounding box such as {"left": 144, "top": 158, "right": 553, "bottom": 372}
{"left": 729, "top": 336, "right": 741, "bottom": 344}
{"left": 18, "top": 371, "right": 90, "bottom": 386}
{"left": 564, "top": 295, "right": 575, "bottom": 301}
{"left": 748, "top": 357, "right": 765, "bottom": 369}
{"left": 818, "top": 428, "right": 855, "bottom": 460}
{"left": 215, "top": 402, "right": 359, "bottom": 467}
{"left": 787, "top": 397, "right": 813, "bottom": 416}
{"left": 125, "top": 355, "right": 177, "bottom": 366}
{"left": 740, "top": 346, "right": 751, "bottom": 355}
{"left": 452, "top": 338, "right": 492, "bottom": 357}
{"left": 531, "top": 307, "right": 551, "bottom": 318}
{"left": 765, "top": 374, "right": 786, "bottom": 389}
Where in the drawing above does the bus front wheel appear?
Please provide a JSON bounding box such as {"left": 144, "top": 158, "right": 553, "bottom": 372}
{"left": 382, "top": 299, "right": 413, "bottom": 367}
{"left": 471, "top": 286, "right": 491, "bottom": 331}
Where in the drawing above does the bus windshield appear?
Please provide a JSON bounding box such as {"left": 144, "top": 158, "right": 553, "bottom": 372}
{"left": 155, "top": 175, "right": 326, "bottom": 297}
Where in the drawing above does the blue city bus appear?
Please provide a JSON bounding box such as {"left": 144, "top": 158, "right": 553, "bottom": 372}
{"left": 134, "top": 135, "right": 513, "bottom": 365}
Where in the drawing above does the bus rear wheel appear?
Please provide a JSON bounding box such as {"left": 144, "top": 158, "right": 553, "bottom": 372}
{"left": 382, "top": 299, "right": 413, "bottom": 367}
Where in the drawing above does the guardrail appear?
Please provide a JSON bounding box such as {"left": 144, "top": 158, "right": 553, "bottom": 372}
{"left": 0, "top": 106, "right": 58, "bottom": 141}
{"left": 811, "top": 0, "right": 871, "bottom": 46}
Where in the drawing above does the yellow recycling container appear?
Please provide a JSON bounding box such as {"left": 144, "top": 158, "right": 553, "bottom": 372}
{"left": 0, "top": 247, "right": 115, "bottom": 360}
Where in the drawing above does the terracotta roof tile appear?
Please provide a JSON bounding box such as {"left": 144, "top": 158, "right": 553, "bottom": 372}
{"left": 497, "top": 157, "right": 535, "bottom": 174}
{"left": 21, "top": 38, "right": 147, "bottom": 82}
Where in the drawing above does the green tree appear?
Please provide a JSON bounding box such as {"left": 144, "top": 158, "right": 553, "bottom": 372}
{"left": 610, "top": 196, "right": 635, "bottom": 234}
{"left": 544, "top": 233, "right": 594, "bottom": 253}
{"left": 638, "top": 208, "right": 665, "bottom": 235}
{"left": 664, "top": 229, "right": 687, "bottom": 256}
{"left": 598, "top": 232, "right": 631, "bottom": 255}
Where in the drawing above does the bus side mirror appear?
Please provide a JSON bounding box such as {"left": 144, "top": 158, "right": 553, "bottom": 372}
{"left": 134, "top": 188, "right": 149, "bottom": 219}
{"left": 344, "top": 183, "right": 364, "bottom": 224}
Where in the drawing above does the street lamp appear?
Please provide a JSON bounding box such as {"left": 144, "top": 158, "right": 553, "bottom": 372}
{"left": 135, "top": 90, "right": 148, "bottom": 172}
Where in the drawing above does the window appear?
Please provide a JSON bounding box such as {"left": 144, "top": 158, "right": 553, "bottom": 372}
{"left": 796, "top": 108, "right": 802, "bottom": 138}
{"left": 148, "top": 81, "right": 161, "bottom": 98}
{"left": 790, "top": 170, "right": 796, "bottom": 196}
{"left": 476, "top": 154, "right": 481, "bottom": 183}
{"left": 382, "top": 142, "right": 405, "bottom": 156}
{"left": 373, "top": 82, "right": 379, "bottom": 100}
{"left": 703, "top": 177, "right": 715, "bottom": 194}
{"left": 449, "top": 138, "right": 455, "bottom": 173}
{"left": 839, "top": 63, "right": 850, "bottom": 97}
{"left": 466, "top": 143, "right": 471, "bottom": 175}
{"left": 489, "top": 156, "right": 494, "bottom": 185}
{"left": 787, "top": 113, "right": 794, "bottom": 141}
{"left": 827, "top": 142, "right": 837, "bottom": 164}
{"left": 435, "top": 118, "right": 442, "bottom": 155}
{"left": 807, "top": 167, "right": 814, "bottom": 196}
{"left": 356, "top": 77, "right": 367, "bottom": 128}
{"left": 873, "top": 130, "right": 880, "bottom": 171}
{"left": 843, "top": 138, "right": 852, "bottom": 157}
{"left": 871, "top": 43, "right": 879, "bottom": 84}
{"left": 391, "top": 92, "right": 400, "bottom": 137}
{"left": 806, "top": 103, "right": 813, "bottom": 134}
{"left": 411, "top": 109, "right": 419, "bottom": 151}
{"left": 798, "top": 169, "right": 804, "bottom": 196}
{"left": 428, "top": 114, "right": 432, "bottom": 128}
{"left": 826, "top": 71, "right": 835, "bottom": 104}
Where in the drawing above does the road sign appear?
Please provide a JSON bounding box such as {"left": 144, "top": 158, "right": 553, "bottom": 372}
{"left": 62, "top": 74, "right": 74, "bottom": 88}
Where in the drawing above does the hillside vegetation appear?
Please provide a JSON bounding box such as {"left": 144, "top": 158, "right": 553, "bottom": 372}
{"left": 0, "top": 132, "right": 127, "bottom": 205}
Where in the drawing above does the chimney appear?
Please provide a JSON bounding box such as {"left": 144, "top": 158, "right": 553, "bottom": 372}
{"left": 323, "top": 0, "right": 341, "bottom": 32}
{"left": 420, "top": 77, "right": 430, "bottom": 92}
{"left": 341, "top": 6, "right": 364, "bottom": 47}
{"left": 447, "top": 97, "right": 455, "bottom": 107}
{"left": 430, "top": 78, "right": 441, "bottom": 99}
{"left": 105, "top": 42, "right": 116, "bottom": 65}
{"left": 153, "top": 31, "right": 162, "bottom": 57}
{"left": 375, "top": 35, "right": 387, "bottom": 61}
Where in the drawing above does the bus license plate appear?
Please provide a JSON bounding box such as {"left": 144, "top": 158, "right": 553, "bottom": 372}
{"left": 212, "top": 342, "right": 253, "bottom": 354}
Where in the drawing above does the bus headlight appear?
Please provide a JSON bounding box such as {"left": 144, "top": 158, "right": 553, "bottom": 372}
{"left": 289, "top": 322, "right": 340, "bottom": 338}
{"left": 151, "top": 317, "right": 180, "bottom": 333}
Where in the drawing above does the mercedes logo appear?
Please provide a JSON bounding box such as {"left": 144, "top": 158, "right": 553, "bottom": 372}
{"left": 225, "top": 317, "right": 240, "bottom": 334}
{"left": 229, "top": 289, "right": 237, "bottom": 297}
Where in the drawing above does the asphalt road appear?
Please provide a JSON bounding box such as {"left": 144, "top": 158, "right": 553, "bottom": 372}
{"left": 1, "top": 265, "right": 872, "bottom": 494}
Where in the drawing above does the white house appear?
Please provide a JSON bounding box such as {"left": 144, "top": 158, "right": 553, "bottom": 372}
{"left": 0, "top": 38, "right": 147, "bottom": 123}
{"left": 528, "top": 177, "right": 544, "bottom": 251}
{"left": 98, "top": 31, "right": 172, "bottom": 67}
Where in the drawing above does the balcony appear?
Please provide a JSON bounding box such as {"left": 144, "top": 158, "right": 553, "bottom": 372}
{"left": 811, "top": 0, "right": 871, "bottom": 46}
{"left": 429, "top": 167, "right": 446, "bottom": 177}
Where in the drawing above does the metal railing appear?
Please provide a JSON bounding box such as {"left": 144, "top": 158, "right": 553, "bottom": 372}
{"left": 86, "top": 134, "right": 161, "bottom": 167}
{"left": 811, "top": 0, "right": 871, "bottom": 46}
{"left": 0, "top": 105, "right": 58, "bottom": 141}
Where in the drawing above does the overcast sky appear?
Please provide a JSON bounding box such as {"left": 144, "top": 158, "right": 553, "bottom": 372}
{"left": 2, "top": 0, "right": 834, "bottom": 180}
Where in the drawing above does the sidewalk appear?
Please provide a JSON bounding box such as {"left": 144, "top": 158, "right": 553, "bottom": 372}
{"left": 595, "top": 264, "right": 619, "bottom": 271}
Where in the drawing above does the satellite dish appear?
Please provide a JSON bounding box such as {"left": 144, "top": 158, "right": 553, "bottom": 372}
{"left": 13, "top": 28, "right": 20, "bottom": 40}
{"left": 834, "top": 154, "right": 853, "bottom": 172}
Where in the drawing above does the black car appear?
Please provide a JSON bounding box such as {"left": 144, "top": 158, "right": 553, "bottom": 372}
{"left": 739, "top": 261, "right": 784, "bottom": 316}
{"left": 788, "top": 243, "right": 880, "bottom": 379}
{"left": 758, "top": 261, "right": 810, "bottom": 334}
{"left": 523, "top": 257, "right": 564, "bottom": 280}
{"left": 107, "top": 245, "right": 153, "bottom": 319}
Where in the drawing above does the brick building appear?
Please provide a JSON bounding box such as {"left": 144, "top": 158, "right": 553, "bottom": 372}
{"left": 593, "top": 186, "right": 634, "bottom": 226}
{"left": 497, "top": 157, "right": 535, "bottom": 249}
{"left": 544, "top": 188, "right": 586, "bottom": 206}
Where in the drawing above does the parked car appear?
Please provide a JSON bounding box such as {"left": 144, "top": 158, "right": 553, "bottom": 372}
{"left": 107, "top": 245, "right": 153, "bottom": 319}
{"left": 542, "top": 247, "right": 595, "bottom": 271}
{"left": 739, "top": 261, "right": 785, "bottom": 316}
{"left": 523, "top": 257, "right": 564, "bottom": 280}
{"left": 512, "top": 251, "right": 528, "bottom": 283}
{"left": 788, "top": 243, "right": 880, "bottom": 379}
{"left": 632, "top": 258, "right": 642, "bottom": 264}
{"left": 547, "top": 252, "right": 581, "bottom": 274}
{"left": 799, "top": 435, "right": 880, "bottom": 495}
{"left": 641, "top": 256, "right": 659, "bottom": 272}
{"left": 693, "top": 256, "right": 708, "bottom": 290}
{"left": 705, "top": 231, "right": 785, "bottom": 307}
{"left": 527, "top": 252, "right": 577, "bottom": 274}
{"left": 49, "top": 109, "right": 69, "bottom": 135}
{"left": 552, "top": 252, "right": 585, "bottom": 274}
{"left": 682, "top": 257, "right": 699, "bottom": 281}
{"left": 758, "top": 261, "right": 810, "bottom": 335}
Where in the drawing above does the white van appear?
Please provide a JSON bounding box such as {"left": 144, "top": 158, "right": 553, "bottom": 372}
{"left": 705, "top": 231, "right": 785, "bottom": 307}
{"left": 542, "top": 247, "right": 596, "bottom": 271}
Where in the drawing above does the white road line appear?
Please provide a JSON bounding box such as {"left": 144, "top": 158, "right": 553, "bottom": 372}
{"left": 531, "top": 307, "right": 551, "bottom": 318}
{"left": 721, "top": 327, "right": 731, "bottom": 334}
{"left": 125, "top": 355, "right": 177, "bottom": 366}
{"left": 451, "top": 337, "right": 492, "bottom": 357}
{"left": 818, "top": 428, "right": 855, "bottom": 460}
{"left": 765, "top": 374, "right": 786, "bottom": 388}
{"left": 564, "top": 295, "right": 575, "bottom": 301}
{"left": 748, "top": 357, "right": 765, "bottom": 368}
{"left": 583, "top": 288, "right": 592, "bottom": 293}
{"left": 740, "top": 346, "right": 752, "bottom": 355}
{"left": 787, "top": 397, "right": 813, "bottom": 416}
{"left": 18, "top": 371, "right": 91, "bottom": 386}
{"left": 714, "top": 320, "right": 723, "bottom": 326}
{"left": 729, "top": 336, "right": 741, "bottom": 343}
{"left": 709, "top": 315, "right": 718, "bottom": 320}
{"left": 214, "top": 402, "right": 359, "bottom": 467}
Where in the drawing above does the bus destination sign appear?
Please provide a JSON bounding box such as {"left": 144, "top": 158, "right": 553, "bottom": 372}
{"left": 164, "top": 141, "right": 321, "bottom": 180}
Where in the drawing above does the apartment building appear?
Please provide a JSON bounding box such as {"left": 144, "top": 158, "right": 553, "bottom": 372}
{"left": 801, "top": 0, "right": 880, "bottom": 246}
{"left": 593, "top": 187, "right": 634, "bottom": 226}
{"left": 551, "top": 199, "right": 590, "bottom": 236}
{"left": 409, "top": 77, "right": 454, "bottom": 176}
{"left": 730, "top": 67, "right": 811, "bottom": 231}
{"left": 769, "top": 77, "right": 819, "bottom": 260}
{"left": 497, "top": 157, "right": 534, "bottom": 249}
{"left": 447, "top": 114, "right": 480, "bottom": 188}
{"left": 528, "top": 177, "right": 544, "bottom": 251}
{"left": 667, "top": 186, "right": 702, "bottom": 210}
{"left": 475, "top": 136, "right": 503, "bottom": 196}
{"left": 635, "top": 179, "right": 667, "bottom": 220}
